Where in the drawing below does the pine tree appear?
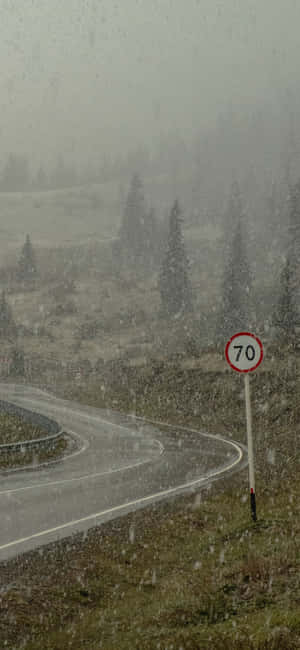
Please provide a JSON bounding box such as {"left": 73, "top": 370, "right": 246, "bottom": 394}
{"left": 217, "top": 183, "right": 252, "bottom": 342}
{"left": 0, "top": 290, "right": 17, "bottom": 339}
{"left": 287, "top": 179, "right": 300, "bottom": 266}
{"left": 118, "top": 174, "right": 147, "bottom": 265}
{"left": 1, "top": 153, "right": 30, "bottom": 191}
{"left": 9, "top": 347, "right": 25, "bottom": 376}
{"left": 272, "top": 179, "right": 300, "bottom": 341}
{"left": 223, "top": 180, "right": 243, "bottom": 249}
{"left": 34, "top": 165, "right": 48, "bottom": 190}
{"left": 158, "top": 200, "right": 193, "bottom": 318}
{"left": 273, "top": 256, "right": 299, "bottom": 342}
{"left": 17, "top": 234, "right": 37, "bottom": 284}
{"left": 143, "top": 206, "right": 161, "bottom": 268}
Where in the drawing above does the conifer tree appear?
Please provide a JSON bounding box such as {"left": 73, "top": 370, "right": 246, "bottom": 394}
{"left": 272, "top": 179, "right": 300, "bottom": 340}
{"left": 9, "top": 347, "right": 25, "bottom": 376}
{"left": 119, "top": 174, "right": 147, "bottom": 265}
{"left": 217, "top": 183, "right": 252, "bottom": 341}
{"left": 0, "top": 290, "right": 17, "bottom": 339}
{"left": 17, "top": 234, "right": 37, "bottom": 284}
{"left": 158, "top": 200, "right": 193, "bottom": 318}
{"left": 117, "top": 174, "right": 160, "bottom": 269}
{"left": 287, "top": 179, "right": 300, "bottom": 265}
{"left": 273, "top": 256, "right": 299, "bottom": 342}
{"left": 34, "top": 165, "right": 48, "bottom": 190}
{"left": 143, "top": 206, "right": 161, "bottom": 267}
{"left": 1, "top": 153, "right": 30, "bottom": 191}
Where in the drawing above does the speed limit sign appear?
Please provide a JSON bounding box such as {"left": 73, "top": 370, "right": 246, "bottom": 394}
{"left": 225, "top": 331, "right": 264, "bottom": 523}
{"left": 225, "top": 332, "right": 263, "bottom": 373}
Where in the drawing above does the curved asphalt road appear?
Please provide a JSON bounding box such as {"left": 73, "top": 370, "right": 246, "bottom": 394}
{"left": 0, "top": 384, "right": 246, "bottom": 561}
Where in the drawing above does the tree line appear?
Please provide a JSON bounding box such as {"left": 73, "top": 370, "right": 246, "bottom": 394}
{"left": 0, "top": 143, "right": 181, "bottom": 192}
{"left": 116, "top": 172, "right": 300, "bottom": 348}
{"left": 0, "top": 153, "right": 119, "bottom": 192}
{"left": 1, "top": 172, "right": 299, "bottom": 357}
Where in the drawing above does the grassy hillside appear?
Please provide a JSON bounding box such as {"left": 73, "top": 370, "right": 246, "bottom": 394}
{"left": 66, "top": 354, "right": 300, "bottom": 485}
{"left": 1, "top": 472, "right": 299, "bottom": 650}
{"left": 0, "top": 228, "right": 224, "bottom": 370}
{"left": 1, "top": 354, "right": 299, "bottom": 648}
{"left": 0, "top": 171, "right": 204, "bottom": 253}
{"left": 0, "top": 182, "right": 120, "bottom": 252}
{"left": 0, "top": 176, "right": 278, "bottom": 376}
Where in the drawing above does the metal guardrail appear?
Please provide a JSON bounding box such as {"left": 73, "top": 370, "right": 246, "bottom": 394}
{"left": 0, "top": 400, "right": 64, "bottom": 455}
{"left": 0, "top": 430, "right": 64, "bottom": 453}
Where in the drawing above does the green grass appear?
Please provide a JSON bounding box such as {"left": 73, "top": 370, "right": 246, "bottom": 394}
{"left": 0, "top": 412, "right": 48, "bottom": 445}
{"left": 0, "top": 435, "right": 68, "bottom": 469}
{"left": 0, "top": 475, "right": 299, "bottom": 649}
{"left": 0, "top": 412, "right": 68, "bottom": 469}
{"left": 1, "top": 360, "right": 299, "bottom": 648}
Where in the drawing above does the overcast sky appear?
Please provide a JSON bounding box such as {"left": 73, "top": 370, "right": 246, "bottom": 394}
{"left": 0, "top": 0, "right": 299, "bottom": 165}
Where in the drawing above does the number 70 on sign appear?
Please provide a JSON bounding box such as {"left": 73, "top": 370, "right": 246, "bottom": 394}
{"left": 225, "top": 332, "right": 263, "bottom": 373}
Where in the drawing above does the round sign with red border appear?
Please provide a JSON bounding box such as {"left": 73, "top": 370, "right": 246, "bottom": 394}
{"left": 225, "top": 332, "right": 263, "bottom": 373}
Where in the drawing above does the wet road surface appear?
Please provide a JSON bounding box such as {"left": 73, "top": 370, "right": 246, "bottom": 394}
{"left": 0, "top": 384, "right": 246, "bottom": 560}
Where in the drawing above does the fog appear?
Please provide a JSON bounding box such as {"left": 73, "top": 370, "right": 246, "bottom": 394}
{"left": 1, "top": 5, "right": 300, "bottom": 649}
{"left": 1, "top": 0, "right": 300, "bottom": 168}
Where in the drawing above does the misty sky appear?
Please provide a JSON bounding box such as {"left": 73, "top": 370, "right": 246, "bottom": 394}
{"left": 0, "top": 0, "right": 299, "bottom": 165}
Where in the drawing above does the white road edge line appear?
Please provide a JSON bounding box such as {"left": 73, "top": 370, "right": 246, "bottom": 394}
{"left": 0, "top": 439, "right": 243, "bottom": 552}
{"left": 0, "top": 386, "right": 244, "bottom": 553}
{"left": 0, "top": 438, "right": 164, "bottom": 496}
{"left": 0, "top": 391, "right": 164, "bottom": 484}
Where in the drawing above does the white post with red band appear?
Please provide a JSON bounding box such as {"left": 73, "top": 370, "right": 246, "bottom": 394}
{"left": 225, "top": 331, "right": 264, "bottom": 522}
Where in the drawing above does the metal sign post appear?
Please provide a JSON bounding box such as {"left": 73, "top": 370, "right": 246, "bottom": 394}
{"left": 225, "top": 332, "right": 264, "bottom": 522}
{"left": 244, "top": 373, "right": 256, "bottom": 520}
